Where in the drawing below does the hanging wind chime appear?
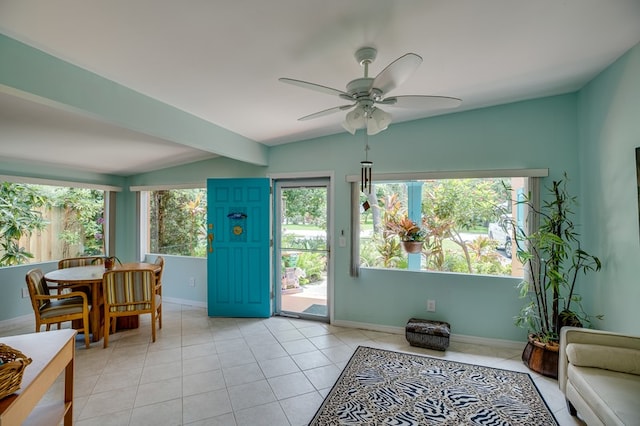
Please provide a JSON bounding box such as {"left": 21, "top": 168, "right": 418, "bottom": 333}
{"left": 360, "top": 114, "right": 373, "bottom": 194}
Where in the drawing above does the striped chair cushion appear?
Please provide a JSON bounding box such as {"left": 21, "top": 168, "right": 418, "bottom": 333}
{"left": 103, "top": 269, "right": 156, "bottom": 312}
{"left": 40, "top": 298, "right": 89, "bottom": 319}
{"left": 26, "top": 269, "right": 51, "bottom": 309}
{"left": 58, "top": 256, "right": 104, "bottom": 269}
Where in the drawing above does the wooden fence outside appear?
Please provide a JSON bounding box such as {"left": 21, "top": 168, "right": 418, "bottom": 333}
{"left": 8, "top": 206, "right": 86, "bottom": 264}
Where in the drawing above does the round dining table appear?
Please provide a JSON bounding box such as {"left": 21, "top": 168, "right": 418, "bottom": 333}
{"left": 45, "top": 262, "right": 160, "bottom": 342}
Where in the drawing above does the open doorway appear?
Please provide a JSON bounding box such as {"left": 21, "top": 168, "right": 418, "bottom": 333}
{"left": 274, "top": 178, "right": 329, "bottom": 321}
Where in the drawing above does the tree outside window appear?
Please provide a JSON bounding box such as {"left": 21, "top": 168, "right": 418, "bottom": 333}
{"left": 148, "top": 189, "right": 207, "bottom": 257}
{"left": 0, "top": 182, "right": 105, "bottom": 266}
{"left": 359, "top": 177, "right": 526, "bottom": 278}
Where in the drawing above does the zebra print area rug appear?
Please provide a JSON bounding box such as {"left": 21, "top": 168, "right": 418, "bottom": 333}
{"left": 310, "top": 346, "right": 558, "bottom": 425}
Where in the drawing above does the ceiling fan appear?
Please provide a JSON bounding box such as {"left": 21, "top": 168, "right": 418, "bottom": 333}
{"left": 279, "top": 46, "right": 462, "bottom": 135}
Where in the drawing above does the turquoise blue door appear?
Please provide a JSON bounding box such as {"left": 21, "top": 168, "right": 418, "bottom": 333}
{"left": 207, "top": 178, "right": 271, "bottom": 317}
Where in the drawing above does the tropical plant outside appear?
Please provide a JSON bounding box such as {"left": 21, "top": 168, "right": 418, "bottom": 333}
{"left": 359, "top": 178, "right": 514, "bottom": 276}
{"left": 279, "top": 187, "right": 328, "bottom": 287}
{"left": 388, "top": 216, "right": 427, "bottom": 242}
{"left": 295, "top": 252, "right": 326, "bottom": 285}
{"left": 0, "top": 182, "right": 48, "bottom": 265}
{"left": 0, "top": 183, "right": 105, "bottom": 266}
{"left": 148, "top": 189, "right": 208, "bottom": 257}
{"left": 50, "top": 187, "right": 106, "bottom": 257}
{"left": 0, "top": 183, "right": 212, "bottom": 267}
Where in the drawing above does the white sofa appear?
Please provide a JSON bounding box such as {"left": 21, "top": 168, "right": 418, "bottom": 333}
{"left": 559, "top": 327, "right": 640, "bottom": 425}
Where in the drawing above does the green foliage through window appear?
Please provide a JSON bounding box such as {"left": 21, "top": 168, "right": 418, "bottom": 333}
{"left": 0, "top": 182, "right": 105, "bottom": 266}
{"left": 358, "top": 177, "right": 526, "bottom": 278}
{"left": 148, "top": 189, "right": 207, "bottom": 257}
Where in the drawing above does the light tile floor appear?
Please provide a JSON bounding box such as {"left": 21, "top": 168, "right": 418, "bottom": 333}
{"left": 1, "top": 303, "right": 585, "bottom": 425}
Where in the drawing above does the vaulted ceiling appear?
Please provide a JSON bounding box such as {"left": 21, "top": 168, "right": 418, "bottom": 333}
{"left": 1, "top": 0, "right": 639, "bottom": 175}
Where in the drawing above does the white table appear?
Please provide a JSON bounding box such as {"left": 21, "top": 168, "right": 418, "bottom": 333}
{"left": 0, "top": 329, "right": 76, "bottom": 426}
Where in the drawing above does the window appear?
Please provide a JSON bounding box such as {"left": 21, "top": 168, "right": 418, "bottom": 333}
{"left": 0, "top": 181, "right": 107, "bottom": 266}
{"left": 352, "top": 171, "right": 545, "bottom": 278}
{"left": 143, "top": 188, "right": 207, "bottom": 257}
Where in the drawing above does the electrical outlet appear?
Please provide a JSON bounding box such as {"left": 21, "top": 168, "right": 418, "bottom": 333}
{"left": 188, "top": 277, "right": 196, "bottom": 287}
{"left": 21, "top": 287, "right": 29, "bottom": 298}
{"left": 427, "top": 299, "right": 436, "bottom": 312}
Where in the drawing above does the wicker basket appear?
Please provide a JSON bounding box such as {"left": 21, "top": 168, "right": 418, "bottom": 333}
{"left": 0, "top": 343, "right": 32, "bottom": 399}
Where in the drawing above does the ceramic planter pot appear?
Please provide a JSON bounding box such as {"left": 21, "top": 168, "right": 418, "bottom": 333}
{"left": 104, "top": 257, "right": 116, "bottom": 270}
{"left": 401, "top": 241, "right": 423, "bottom": 254}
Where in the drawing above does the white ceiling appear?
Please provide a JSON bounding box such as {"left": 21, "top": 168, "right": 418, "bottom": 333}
{"left": 1, "top": 0, "right": 639, "bottom": 176}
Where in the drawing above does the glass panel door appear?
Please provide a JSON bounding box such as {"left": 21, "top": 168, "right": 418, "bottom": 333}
{"left": 275, "top": 179, "right": 329, "bottom": 321}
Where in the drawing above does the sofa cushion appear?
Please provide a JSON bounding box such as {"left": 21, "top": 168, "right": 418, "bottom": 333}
{"left": 568, "top": 364, "right": 640, "bottom": 425}
{"left": 566, "top": 343, "right": 640, "bottom": 375}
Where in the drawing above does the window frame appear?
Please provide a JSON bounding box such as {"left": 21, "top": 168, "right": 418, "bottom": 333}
{"left": 0, "top": 175, "right": 121, "bottom": 266}
{"left": 132, "top": 183, "right": 207, "bottom": 259}
{"left": 348, "top": 169, "right": 547, "bottom": 277}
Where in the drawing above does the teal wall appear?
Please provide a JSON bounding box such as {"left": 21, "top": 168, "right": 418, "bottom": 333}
{"left": 144, "top": 255, "right": 207, "bottom": 305}
{"left": 577, "top": 42, "right": 640, "bottom": 335}
{"left": 0, "top": 262, "right": 57, "bottom": 323}
{"left": 268, "top": 94, "right": 579, "bottom": 342}
{"left": 128, "top": 156, "right": 268, "bottom": 187}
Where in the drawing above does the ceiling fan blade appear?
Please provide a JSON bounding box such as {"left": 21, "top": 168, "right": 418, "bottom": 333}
{"left": 279, "top": 78, "right": 351, "bottom": 98}
{"left": 382, "top": 95, "right": 462, "bottom": 110}
{"left": 298, "top": 104, "right": 355, "bottom": 121}
{"left": 372, "top": 53, "right": 423, "bottom": 94}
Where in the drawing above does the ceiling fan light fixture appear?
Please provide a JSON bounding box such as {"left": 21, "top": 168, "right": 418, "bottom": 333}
{"left": 367, "top": 107, "right": 392, "bottom": 135}
{"left": 342, "top": 105, "right": 365, "bottom": 134}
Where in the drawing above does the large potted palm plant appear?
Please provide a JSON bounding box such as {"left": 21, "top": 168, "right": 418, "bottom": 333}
{"left": 513, "top": 175, "right": 601, "bottom": 379}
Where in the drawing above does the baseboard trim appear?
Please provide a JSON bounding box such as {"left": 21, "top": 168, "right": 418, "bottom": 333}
{"left": 333, "top": 319, "right": 405, "bottom": 335}
{"left": 0, "top": 313, "right": 33, "bottom": 329}
{"left": 332, "top": 319, "right": 524, "bottom": 350}
{"left": 451, "top": 333, "right": 525, "bottom": 351}
{"left": 163, "top": 296, "right": 207, "bottom": 309}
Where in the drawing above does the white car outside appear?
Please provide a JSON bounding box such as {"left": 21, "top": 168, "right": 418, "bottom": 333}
{"left": 488, "top": 215, "right": 512, "bottom": 258}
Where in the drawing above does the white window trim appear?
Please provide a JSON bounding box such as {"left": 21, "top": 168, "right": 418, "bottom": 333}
{"left": 0, "top": 174, "right": 122, "bottom": 192}
{"left": 346, "top": 168, "right": 548, "bottom": 183}
{"left": 129, "top": 182, "right": 204, "bottom": 191}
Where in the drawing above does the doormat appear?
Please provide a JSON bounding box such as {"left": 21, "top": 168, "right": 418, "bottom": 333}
{"left": 310, "top": 346, "right": 558, "bottom": 425}
{"left": 302, "top": 304, "right": 327, "bottom": 316}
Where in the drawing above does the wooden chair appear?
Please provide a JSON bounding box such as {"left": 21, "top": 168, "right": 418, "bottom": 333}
{"left": 58, "top": 256, "right": 105, "bottom": 269}
{"left": 154, "top": 256, "right": 164, "bottom": 328}
{"left": 102, "top": 268, "right": 162, "bottom": 348}
{"left": 56, "top": 256, "right": 105, "bottom": 330}
{"left": 25, "top": 268, "right": 91, "bottom": 348}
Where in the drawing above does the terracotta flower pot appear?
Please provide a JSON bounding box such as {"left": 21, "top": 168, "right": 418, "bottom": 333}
{"left": 104, "top": 257, "right": 115, "bottom": 270}
{"left": 401, "top": 241, "right": 423, "bottom": 254}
